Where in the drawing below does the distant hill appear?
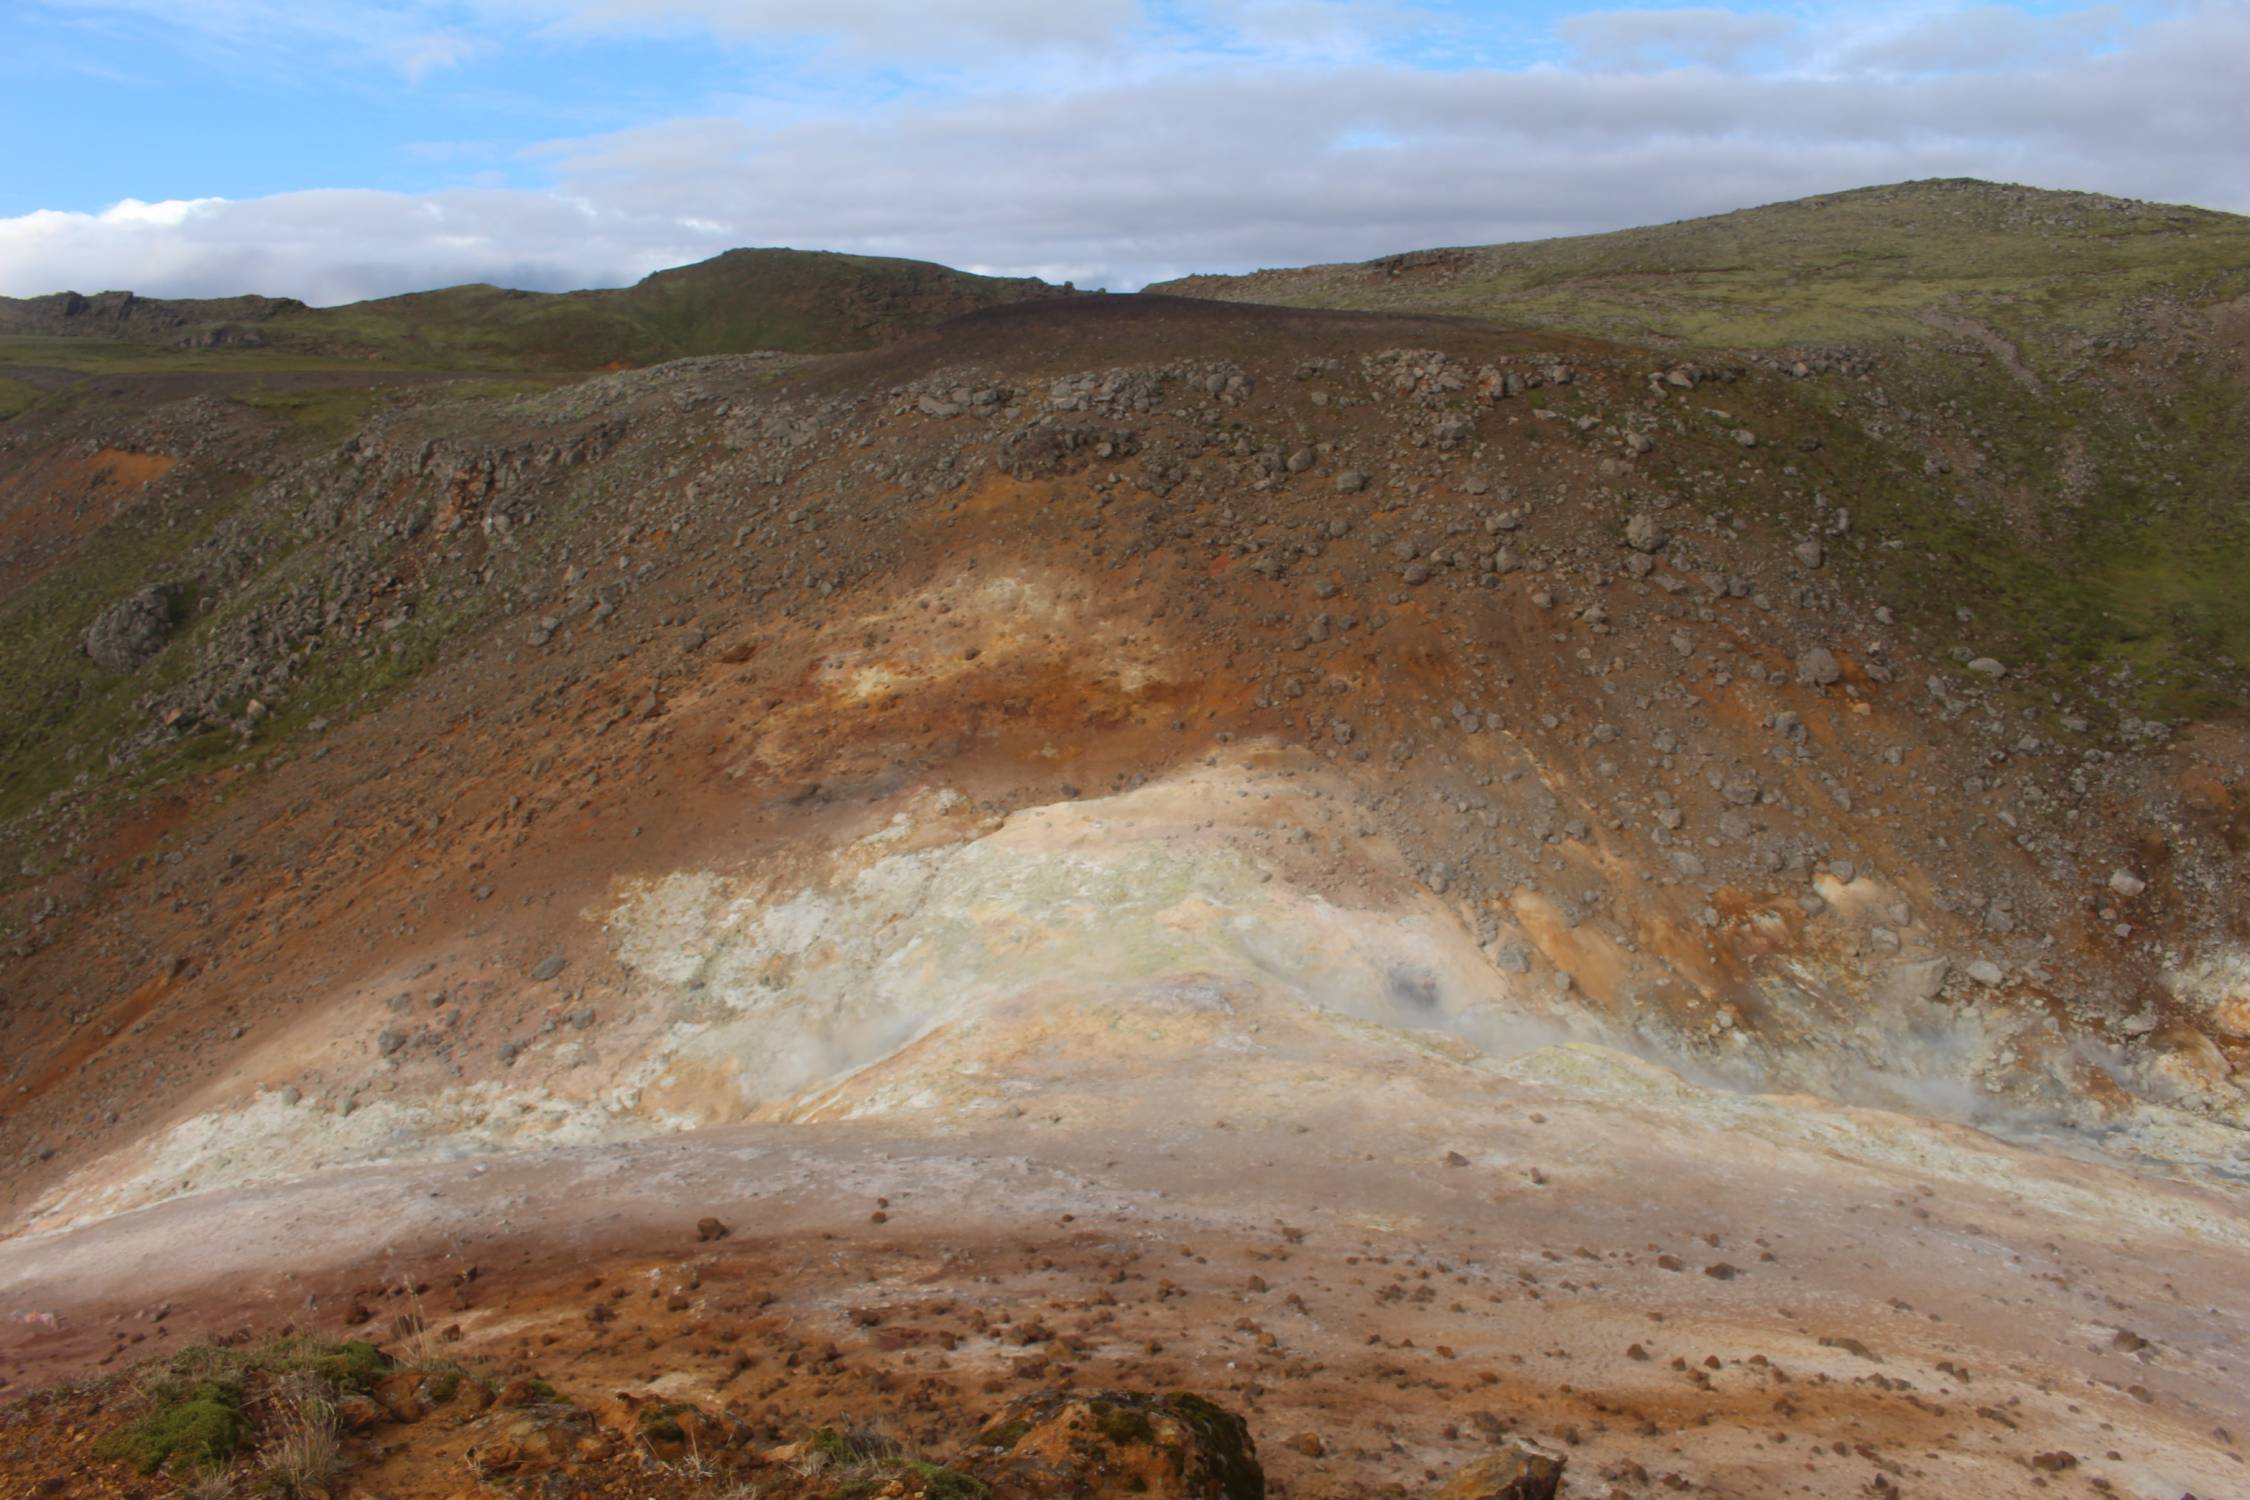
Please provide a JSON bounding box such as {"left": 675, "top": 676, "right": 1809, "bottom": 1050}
{"left": 1155, "top": 179, "right": 2250, "bottom": 717}
{"left": 0, "top": 248, "right": 1082, "bottom": 370}
{"left": 0, "top": 288, "right": 310, "bottom": 345}
{"left": 1149, "top": 178, "right": 2250, "bottom": 353}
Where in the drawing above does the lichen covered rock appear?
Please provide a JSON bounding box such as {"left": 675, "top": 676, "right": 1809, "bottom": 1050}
{"left": 978, "top": 1389, "right": 1262, "bottom": 1499}
{"left": 1430, "top": 1442, "right": 1563, "bottom": 1500}
{"left": 81, "top": 584, "right": 177, "bottom": 672}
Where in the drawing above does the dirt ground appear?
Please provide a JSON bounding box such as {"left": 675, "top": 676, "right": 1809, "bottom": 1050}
{"left": 2, "top": 296, "right": 2246, "bottom": 1497}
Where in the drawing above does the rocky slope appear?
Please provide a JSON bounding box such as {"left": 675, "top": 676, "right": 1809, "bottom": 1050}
{"left": 0, "top": 188, "right": 2245, "bottom": 1499}
{"left": 1155, "top": 178, "right": 2250, "bottom": 722}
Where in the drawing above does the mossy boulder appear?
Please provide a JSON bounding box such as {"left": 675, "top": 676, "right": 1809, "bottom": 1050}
{"left": 975, "top": 1389, "right": 1262, "bottom": 1498}
{"left": 81, "top": 584, "right": 178, "bottom": 673}
{"left": 309, "top": 1339, "right": 393, "bottom": 1389}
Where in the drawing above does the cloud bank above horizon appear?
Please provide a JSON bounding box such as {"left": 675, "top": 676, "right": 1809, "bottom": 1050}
{"left": 1, "top": 1, "right": 2245, "bottom": 304}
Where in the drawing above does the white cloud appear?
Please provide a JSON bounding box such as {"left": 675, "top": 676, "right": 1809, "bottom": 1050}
{"left": 98, "top": 197, "right": 226, "bottom": 228}
{"left": 1832, "top": 4, "right": 2124, "bottom": 75}
{"left": 388, "top": 31, "right": 485, "bottom": 82}
{"left": 0, "top": 189, "right": 687, "bottom": 305}
{"left": 3, "top": 4, "right": 2245, "bottom": 303}
{"left": 37, "top": 0, "right": 488, "bottom": 78}
{"left": 1557, "top": 6, "right": 1797, "bottom": 70}
{"left": 516, "top": 0, "right": 1142, "bottom": 53}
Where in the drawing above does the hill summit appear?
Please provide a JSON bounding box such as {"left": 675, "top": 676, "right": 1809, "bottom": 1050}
{"left": 0, "top": 247, "right": 1081, "bottom": 368}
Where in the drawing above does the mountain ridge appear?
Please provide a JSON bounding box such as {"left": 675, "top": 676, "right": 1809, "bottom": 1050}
{"left": 0, "top": 246, "right": 1083, "bottom": 370}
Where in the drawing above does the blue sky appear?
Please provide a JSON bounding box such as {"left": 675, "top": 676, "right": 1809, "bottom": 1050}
{"left": 0, "top": 1, "right": 2241, "bottom": 300}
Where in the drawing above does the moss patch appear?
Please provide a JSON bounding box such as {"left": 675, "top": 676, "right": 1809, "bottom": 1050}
{"left": 981, "top": 1417, "right": 1032, "bottom": 1451}
{"left": 308, "top": 1340, "right": 393, "bottom": 1390}
{"left": 832, "top": 1458, "right": 991, "bottom": 1499}
{"left": 1095, "top": 1401, "right": 1157, "bottom": 1446}
{"left": 94, "top": 1376, "right": 243, "bottom": 1475}
{"left": 637, "top": 1402, "right": 690, "bottom": 1443}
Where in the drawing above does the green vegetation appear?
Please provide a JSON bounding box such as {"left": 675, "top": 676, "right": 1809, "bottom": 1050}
{"left": 0, "top": 377, "right": 542, "bottom": 868}
{"left": 828, "top": 1457, "right": 991, "bottom": 1499}
{"left": 1094, "top": 1399, "right": 1156, "bottom": 1445}
{"left": 1, "top": 247, "right": 1071, "bottom": 375}
{"left": 1165, "top": 178, "right": 2250, "bottom": 720}
{"left": 1157, "top": 178, "right": 2250, "bottom": 352}
{"left": 168, "top": 1336, "right": 393, "bottom": 1392}
{"left": 95, "top": 1375, "right": 244, "bottom": 1475}
{"left": 90, "top": 1338, "right": 391, "bottom": 1479}
{"left": 0, "top": 333, "right": 383, "bottom": 375}
{"left": 0, "top": 472, "right": 245, "bottom": 827}
{"left": 229, "top": 383, "right": 384, "bottom": 442}
{"left": 889, "top": 1461, "right": 991, "bottom": 1499}
{"left": 0, "top": 375, "right": 44, "bottom": 418}
{"left": 980, "top": 1416, "right": 1032, "bottom": 1451}
{"left": 1166, "top": 1392, "right": 1263, "bottom": 1500}
{"left": 1746, "top": 351, "right": 2250, "bottom": 720}
{"left": 804, "top": 1421, "right": 991, "bottom": 1495}
{"left": 306, "top": 1340, "right": 393, "bottom": 1389}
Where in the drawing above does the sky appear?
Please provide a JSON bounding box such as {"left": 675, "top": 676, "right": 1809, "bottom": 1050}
{"left": 0, "top": 1, "right": 2244, "bottom": 303}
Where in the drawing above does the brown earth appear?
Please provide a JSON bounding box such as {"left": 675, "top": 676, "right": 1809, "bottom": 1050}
{"left": 0, "top": 448, "right": 179, "bottom": 593}
{"left": 0, "top": 291, "right": 2244, "bottom": 1498}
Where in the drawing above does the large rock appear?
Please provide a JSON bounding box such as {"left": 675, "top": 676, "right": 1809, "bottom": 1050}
{"left": 81, "top": 585, "right": 177, "bottom": 673}
{"left": 1883, "top": 957, "right": 1951, "bottom": 1005}
{"left": 1796, "top": 646, "right": 1842, "bottom": 687}
{"left": 979, "top": 1390, "right": 1262, "bottom": 1499}
{"left": 1430, "top": 1443, "right": 1564, "bottom": 1499}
